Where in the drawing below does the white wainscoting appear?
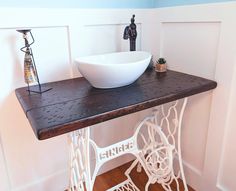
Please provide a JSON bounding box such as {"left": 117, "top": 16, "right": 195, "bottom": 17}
{"left": 0, "top": 8, "right": 151, "bottom": 191}
{"left": 1, "top": 2, "right": 236, "bottom": 191}
{"left": 217, "top": 62, "right": 236, "bottom": 191}
{"left": 160, "top": 20, "right": 220, "bottom": 178}
{"left": 160, "top": 21, "right": 220, "bottom": 78}
{"left": 0, "top": 134, "right": 10, "bottom": 191}
{"left": 151, "top": 2, "right": 236, "bottom": 191}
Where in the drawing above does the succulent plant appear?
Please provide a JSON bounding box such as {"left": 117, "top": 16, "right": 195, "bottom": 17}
{"left": 157, "top": 58, "right": 166, "bottom": 64}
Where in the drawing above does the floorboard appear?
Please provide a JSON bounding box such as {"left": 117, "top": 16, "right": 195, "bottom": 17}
{"left": 94, "top": 161, "right": 195, "bottom": 191}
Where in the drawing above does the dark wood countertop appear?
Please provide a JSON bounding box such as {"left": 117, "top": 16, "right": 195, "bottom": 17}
{"left": 15, "top": 69, "right": 217, "bottom": 140}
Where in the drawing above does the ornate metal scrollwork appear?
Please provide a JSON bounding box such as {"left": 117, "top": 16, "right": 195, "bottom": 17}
{"left": 68, "top": 98, "right": 188, "bottom": 191}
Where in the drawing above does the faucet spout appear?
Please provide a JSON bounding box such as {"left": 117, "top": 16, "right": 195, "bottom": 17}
{"left": 123, "top": 14, "right": 137, "bottom": 51}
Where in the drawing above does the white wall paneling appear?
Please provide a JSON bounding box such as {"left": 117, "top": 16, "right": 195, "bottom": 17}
{"left": 160, "top": 21, "right": 220, "bottom": 179}
{"left": 217, "top": 56, "right": 236, "bottom": 191}
{"left": 151, "top": 2, "right": 236, "bottom": 191}
{"left": 81, "top": 23, "right": 142, "bottom": 55}
{"left": 1, "top": 2, "right": 236, "bottom": 191}
{"left": 0, "top": 8, "right": 151, "bottom": 191}
{"left": 0, "top": 133, "right": 10, "bottom": 191}
{"left": 160, "top": 22, "right": 220, "bottom": 78}
{"left": 0, "top": 26, "right": 72, "bottom": 191}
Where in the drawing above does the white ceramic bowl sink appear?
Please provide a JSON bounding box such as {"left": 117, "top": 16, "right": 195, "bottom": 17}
{"left": 75, "top": 51, "right": 152, "bottom": 89}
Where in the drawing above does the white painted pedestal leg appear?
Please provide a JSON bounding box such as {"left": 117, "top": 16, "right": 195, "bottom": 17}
{"left": 68, "top": 98, "right": 188, "bottom": 191}
{"left": 68, "top": 128, "right": 92, "bottom": 191}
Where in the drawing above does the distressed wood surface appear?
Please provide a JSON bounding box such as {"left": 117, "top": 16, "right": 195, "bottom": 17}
{"left": 15, "top": 69, "right": 217, "bottom": 140}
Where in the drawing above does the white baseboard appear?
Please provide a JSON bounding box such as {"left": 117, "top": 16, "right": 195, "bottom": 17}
{"left": 12, "top": 169, "right": 68, "bottom": 191}
{"left": 182, "top": 159, "right": 202, "bottom": 191}
{"left": 10, "top": 156, "right": 204, "bottom": 191}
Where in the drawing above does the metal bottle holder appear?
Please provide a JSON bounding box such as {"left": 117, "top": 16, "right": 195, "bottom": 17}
{"left": 17, "top": 29, "right": 52, "bottom": 94}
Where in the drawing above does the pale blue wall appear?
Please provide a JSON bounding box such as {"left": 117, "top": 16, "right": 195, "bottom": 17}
{"left": 0, "top": 0, "right": 155, "bottom": 8}
{"left": 155, "top": 0, "right": 235, "bottom": 8}
{"left": 0, "top": 0, "right": 234, "bottom": 8}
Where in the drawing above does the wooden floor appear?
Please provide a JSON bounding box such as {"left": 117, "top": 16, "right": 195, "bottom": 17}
{"left": 94, "top": 161, "right": 195, "bottom": 191}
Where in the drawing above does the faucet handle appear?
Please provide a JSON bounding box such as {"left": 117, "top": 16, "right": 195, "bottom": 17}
{"left": 123, "top": 26, "right": 130, "bottom": 39}
{"left": 131, "top": 14, "right": 135, "bottom": 23}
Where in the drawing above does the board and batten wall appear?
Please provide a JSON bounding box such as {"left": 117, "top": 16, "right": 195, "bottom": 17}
{"left": 0, "top": 8, "right": 154, "bottom": 191}
{"left": 0, "top": 2, "right": 236, "bottom": 191}
{"left": 151, "top": 2, "right": 236, "bottom": 191}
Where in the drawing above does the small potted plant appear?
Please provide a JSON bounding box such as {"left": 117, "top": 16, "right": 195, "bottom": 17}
{"left": 155, "top": 58, "right": 167, "bottom": 72}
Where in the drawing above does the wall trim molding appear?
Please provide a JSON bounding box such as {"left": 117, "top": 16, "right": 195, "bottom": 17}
{"left": 0, "top": 132, "right": 11, "bottom": 191}
{"left": 12, "top": 169, "right": 68, "bottom": 191}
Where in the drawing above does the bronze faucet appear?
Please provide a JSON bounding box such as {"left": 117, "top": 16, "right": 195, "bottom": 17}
{"left": 123, "top": 15, "right": 137, "bottom": 51}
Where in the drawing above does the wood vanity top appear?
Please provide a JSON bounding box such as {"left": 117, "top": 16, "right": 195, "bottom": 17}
{"left": 15, "top": 69, "right": 217, "bottom": 140}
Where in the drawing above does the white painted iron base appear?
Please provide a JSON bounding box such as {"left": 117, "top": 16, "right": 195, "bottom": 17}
{"left": 68, "top": 98, "right": 188, "bottom": 191}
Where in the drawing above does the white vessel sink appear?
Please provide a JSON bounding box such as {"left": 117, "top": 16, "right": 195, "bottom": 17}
{"left": 75, "top": 51, "right": 152, "bottom": 89}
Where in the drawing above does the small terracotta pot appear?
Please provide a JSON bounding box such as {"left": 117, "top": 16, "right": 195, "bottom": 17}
{"left": 155, "top": 63, "right": 167, "bottom": 72}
